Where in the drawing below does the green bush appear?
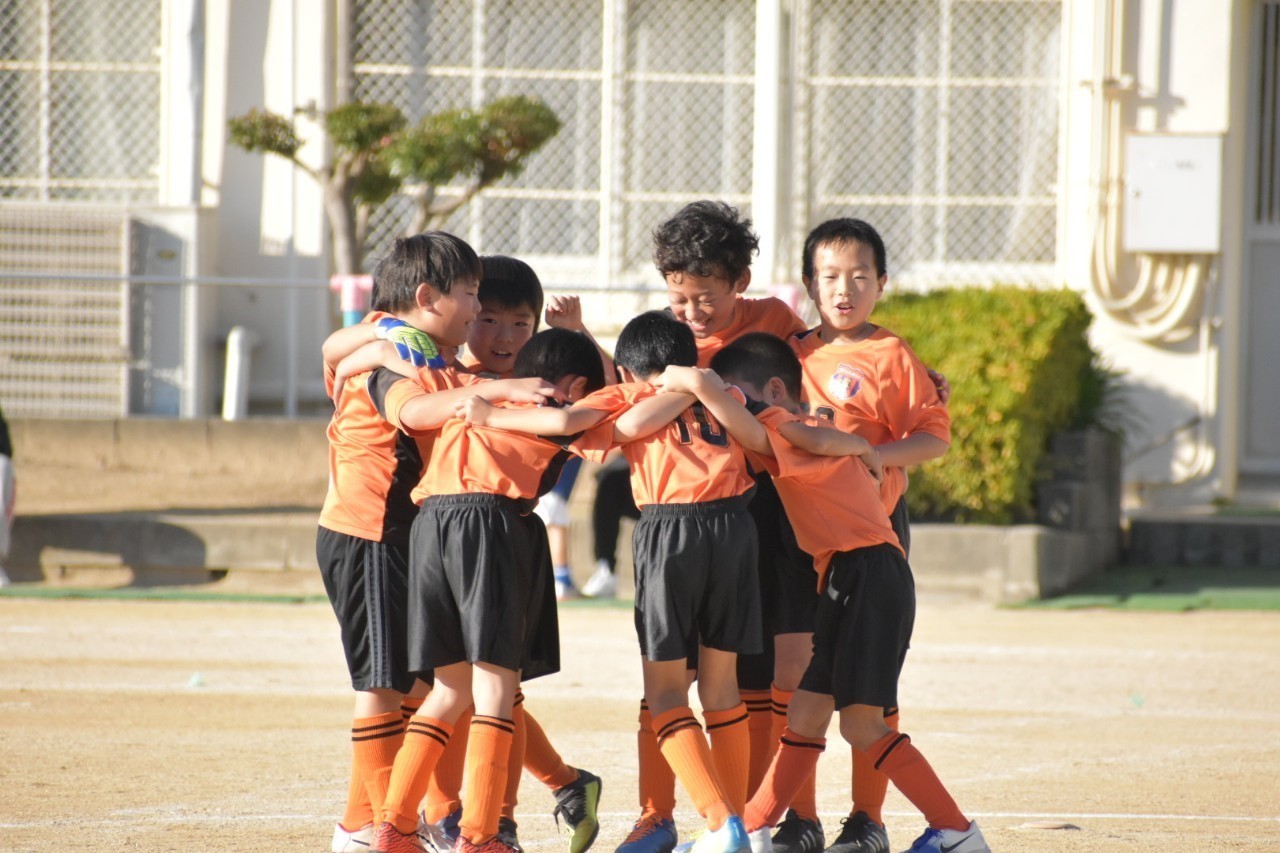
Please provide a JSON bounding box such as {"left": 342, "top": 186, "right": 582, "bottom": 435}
{"left": 873, "top": 286, "right": 1096, "bottom": 524}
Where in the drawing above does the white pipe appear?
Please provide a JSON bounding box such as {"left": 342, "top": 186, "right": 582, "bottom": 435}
{"left": 222, "top": 325, "right": 258, "bottom": 421}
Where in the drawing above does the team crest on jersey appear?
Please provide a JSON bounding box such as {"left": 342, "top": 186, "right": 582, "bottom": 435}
{"left": 827, "top": 363, "right": 865, "bottom": 400}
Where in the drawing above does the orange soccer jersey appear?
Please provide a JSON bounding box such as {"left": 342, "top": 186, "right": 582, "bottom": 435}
{"left": 694, "top": 296, "right": 806, "bottom": 368}
{"left": 407, "top": 402, "right": 602, "bottom": 506}
{"left": 318, "top": 312, "right": 440, "bottom": 542}
{"left": 575, "top": 382, "right": 755, "bottom": 507}
{"left": 747, "top": 406, "right": 902, "bottom": 591}
{"left": 790, "top": 326, "right": 949, "bottom": 512}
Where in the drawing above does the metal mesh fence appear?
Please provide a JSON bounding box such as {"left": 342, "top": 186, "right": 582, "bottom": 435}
{"left": 796, "top": 0, "right": 1063, "bottom": 287}
{"left": 352, "top": 0, "right": 1061, "bottom": 296}
{"left": 0, "top": 0, "right": 161, "bottom": 203}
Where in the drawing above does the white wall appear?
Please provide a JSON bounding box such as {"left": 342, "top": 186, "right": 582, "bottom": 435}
{"left": 201, "top": 0, "right": 332, "bottom": 412}
{"left": 1062, "top": 0, "right": 1242, "bottom": 508}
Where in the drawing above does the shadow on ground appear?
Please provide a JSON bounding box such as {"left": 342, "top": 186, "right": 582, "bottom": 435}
{"left": 1021, "top": 564, "right": 1280, "bottom": 611}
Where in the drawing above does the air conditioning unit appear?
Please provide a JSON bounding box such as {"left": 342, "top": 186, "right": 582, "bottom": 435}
{"left": 0, "top": 204, "right": 217, "bottom": 418}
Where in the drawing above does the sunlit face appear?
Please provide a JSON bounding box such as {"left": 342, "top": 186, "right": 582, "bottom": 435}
{"left": 664, "top": 269, "right": 748, "bottom": 339}
{"left": 467, "top": 303, "right": 537, "bottom": 377}
{"left": 431, "top": 278, "right": 481, "bottom": 348}
{"left": 803, "top": 240, "right": 886, "bottom": 345}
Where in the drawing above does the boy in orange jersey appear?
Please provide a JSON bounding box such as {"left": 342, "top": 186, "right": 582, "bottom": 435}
{"left": 790, "top": 219, "right": 951, "bottom": 853}
{"left": 461, "top": 311, "right": 760, "bottom": 853}
{"left": 653, "top": 200, "right": 823, "bottom": 853}
{"left": 363, "top": 328, "right": 614, "bottom": 853}
{"left": 318, "top": 233, "right": 559, "bottom": 853}
{"left": 422, "top": 255, "right": 604, "bottom": 853}
{"left": 688, "top": 333, "right": 990, "bottom": 853}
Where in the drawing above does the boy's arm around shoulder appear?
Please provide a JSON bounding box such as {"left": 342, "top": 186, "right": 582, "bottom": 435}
{"left": 654, "top": 366, "right": 769, "bottom": 455}
{"left": 778, "top": 420, "right": 883, "bottom": 483}
{"left": 457, "top": 395, "right": 610, "bottom": 437}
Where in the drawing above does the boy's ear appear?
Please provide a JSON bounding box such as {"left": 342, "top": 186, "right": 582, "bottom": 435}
{"left": 875, "top": 274, "right": 888, "bottom": 298}
{"left": 567, "top": 375, "right": 589, "bottom": 401}
{"left": 617, "top": 365, "right": 637, "bottom": 384}
{"left": 732, "top": 268, "right": 752, "bottom": 294}
{"left": 802, "top": 275, "right": 816, "bottom": 299}
{"left": 415, "top": 282, "right": 439, "bottom": 312}
{"left": 764, "top": 376, "right": 788, "bottom": 405}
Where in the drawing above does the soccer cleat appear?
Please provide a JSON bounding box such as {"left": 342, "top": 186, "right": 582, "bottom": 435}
{"left": 332, "top": 821, "right": 374, "bottom": 852}
{"left": 456, "top": 834, "right": 522, "bottom": 853}
{"left": 675, "top": 816, "right": 750, "bottom": 853}
{"left": 498, "top": 817, "right": 524, "bottom": 852}
{"left": 555, "top": 572, "right": 582, "bottom": 601}
{"left": 371, "top": 821, "right": 429, "bottom": 853}
{"left": 616, "top": 814, "right": 678, "bottom": 853}
{"left": 771, "top": 811, "right": 824, "bottom": 853}
{"left": 748, "top": 827, "right": 774, "bottom": 853}
{"left": 422, "top": 808, "right": 462, "bottom": 851}
{"left": 582, "top": 563, "right": 618, "bottom": 599}
{"left": 824, "top": 813, "right": 888, "bottom": 853}
{"left": 897, "top": 821, "right": 989, "bottom": 853}
{"left": 552, "top": 767, "right": 603, "bottom": 853}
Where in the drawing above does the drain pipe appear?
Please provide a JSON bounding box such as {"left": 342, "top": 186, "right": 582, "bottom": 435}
{"left": 222, "top": 325, "right": 258, "bottom": 420}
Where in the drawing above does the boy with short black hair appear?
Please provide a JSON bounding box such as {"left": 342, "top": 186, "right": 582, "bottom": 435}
{"left": 460, "top": 310, "right": 761, "bottom": 853}
{"left": 792, "top": 218, "right": 951, "bottom": 853}
{"left": 366, "top": 327, "right": 610, "bottom": 853}
{"left": 664, "top": 335, "right": 988, "bottom": 853}
{"left": 319, "top": 232, "right": 553, "bottom": 853}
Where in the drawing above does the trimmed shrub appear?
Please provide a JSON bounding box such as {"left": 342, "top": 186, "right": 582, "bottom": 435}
{"left": 873, "top": 286, "right": 1096, "bottom": 524}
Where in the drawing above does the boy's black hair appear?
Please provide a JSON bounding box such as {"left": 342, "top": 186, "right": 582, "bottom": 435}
{"left": 479, "top": 255, "right": 544, "bottom": 328}
{"left": 513, "top": 328, "right": 606, "bottom": 394}
{"left": 801, "top": 218, "right": 888, "bottom": 281}
{"left": 614, "top": 311, "right": 698, "bottom": 379}
{"left": 709, "top": 332, "right": 803, "bottom": 402}
{"left": 652, "top": 200, "right": 760, "bottom": 284}
{"left": 371, "top": 231, "right": 481, "bottom": 312}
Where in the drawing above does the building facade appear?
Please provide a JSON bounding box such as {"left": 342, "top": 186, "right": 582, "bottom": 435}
{"left": 0, "top": 0, "right": 1271, "bottom": 510}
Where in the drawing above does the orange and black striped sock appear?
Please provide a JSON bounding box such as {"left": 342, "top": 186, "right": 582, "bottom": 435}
{"left": 769, "top": 687, "right": 819, "bottom": 822}
{"left": 865, "top": 730, "right": 968, "bottom": 832}
{"left": 343, "top": 711, "right": 402, "bottom": 829}
{"left": 638, "top": 700, "right": 677, "bottom": 820}
{"left": 380, "top": 715, "right": 453, "bottom": 834}
{"left": 741, "top": 689, "right": 773, "bottom": 795}
{"left": 400, "top": 694, "right": 426, "bottom": 725}
{"left": 744, "top": 726, "right": 825, "bottom": 833}
{"left": 425, "top": 704, "right": 471, "bottom": 823}
{"left": 501, "top": 693, "right": 528, "bottom": 820}
{"left": 704, "top": 703, "right": 751, "bottom": 816}
{"left": 459, "top": 714, "right": 515, "bottom": 844}
{"left": 524, "top": 707, "right": 577, "bottom": 790}
{"left": 653, "top": 705, "right": 732, "bottom": 830}
{"left": 851, "top": 707, "right": 898, "bottom": 824}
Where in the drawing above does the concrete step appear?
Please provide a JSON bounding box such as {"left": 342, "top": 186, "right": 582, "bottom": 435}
{"left": 8, "top": 508, "right": 1114, "bottom": 603}
{"left": 1127, "top": 511, "right": 1280, "bottom": 568}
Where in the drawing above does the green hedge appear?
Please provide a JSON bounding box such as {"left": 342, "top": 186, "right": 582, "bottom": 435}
{"left": 872, "top": 286, "right": 1096, "bottom": 524}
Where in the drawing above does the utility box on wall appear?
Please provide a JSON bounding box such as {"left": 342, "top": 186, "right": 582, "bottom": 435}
{"left": 1123, "top": 133, "right": 1223, "bottom": 254}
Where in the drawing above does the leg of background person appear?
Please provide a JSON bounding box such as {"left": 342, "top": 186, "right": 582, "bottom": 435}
{"left": 585, "top": 456, "right": 638, "bottom": 597}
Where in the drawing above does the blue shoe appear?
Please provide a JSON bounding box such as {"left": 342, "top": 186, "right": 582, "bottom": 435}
{"left": 898, "top": 822, "right": 988, "bottom": 853}
{"left": 677, "top": 816, "right": 750, "bottom": 853}
{"left": 616, "top": 814, "right": 678, "bottom": 853}
{"left": 422, "top": 808, "right": 461, "bottom": 851}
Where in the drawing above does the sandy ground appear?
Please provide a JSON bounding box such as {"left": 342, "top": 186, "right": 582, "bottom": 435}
{"left": 2, "top": 596, "right": 1279, "bottom": 852}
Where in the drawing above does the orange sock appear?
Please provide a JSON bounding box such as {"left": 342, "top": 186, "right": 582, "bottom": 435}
{"left": 459, "top": 715, "right": 515, "bottom": 844}
{"left": 744, "top": 727, "right": 825, "bottom": 833}
{"left": 381, "top": 715, "right": 453, "bottom": 834}
{"left": 851, "top": 707, "right": 898, "bottom": 823}
{"left": 425, "top": 705, "right": 471, "bottom": 823}
{"left": 865, "top": 731, "right": 968, "bottom": 832}
{"left": 769, "top": 686, "right": 819, "bottom": 822}
{"left": 524, "top": 708, "right": 578, "bottom": 790}
{"left": 400, "top": 694, "right": 426, "bottom": 724}
{"left": 501, "top": 694, "right": 528, "bottom": 820}
{"left": 344, "top": 712, "right": 402, "bottom": 829}
{"left": 704, "top": 703, "right": 751, "bottom": 816}
{"left": 653, "top": 706, "right": 732, "bottom": 830}
{"left": 741, "top": 689, "right": 773, "bottom": 794}
{"left": 638, "top": 701, "right": 677, "bottom": 820}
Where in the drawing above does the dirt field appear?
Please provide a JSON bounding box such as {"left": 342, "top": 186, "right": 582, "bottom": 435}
{"left": 2, "top": 595, "right": 1278, "bottom": 852}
